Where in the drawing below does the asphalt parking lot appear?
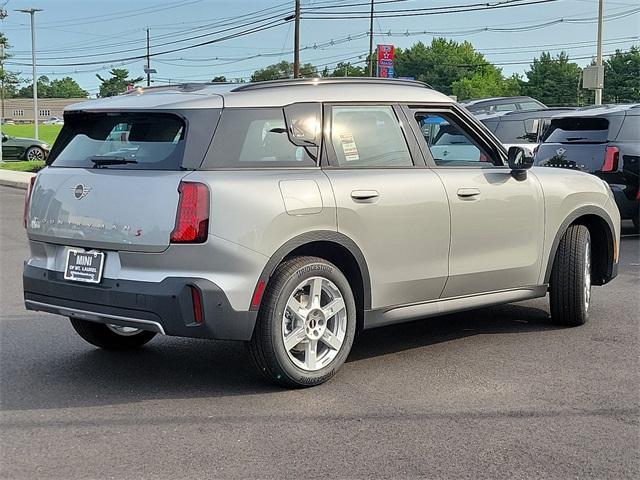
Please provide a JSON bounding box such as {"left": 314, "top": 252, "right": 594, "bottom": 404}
{"left": 1, "top": 184, "right": 638, "bottom": 479}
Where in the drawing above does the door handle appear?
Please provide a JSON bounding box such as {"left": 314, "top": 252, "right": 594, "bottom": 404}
{"left": 351, "top": 190, "right": 380, "bottom": 202}
{"left": 457, "top": 188, "right": 481, "bottom": 198}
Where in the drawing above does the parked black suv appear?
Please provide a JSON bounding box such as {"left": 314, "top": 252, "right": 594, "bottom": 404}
{"left": 535, "top": 104, "right": 639, "bottom": 228}
{"left": 478, "top": 107, "right": 576, "bottom": 155}
{"left": 461, "top": 96, "right": 546, "bottom": 115}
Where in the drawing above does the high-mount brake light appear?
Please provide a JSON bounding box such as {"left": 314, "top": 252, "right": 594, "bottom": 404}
{"left": 170, "top": 182, "right": 209, "bottom": 243}
{"left": 602, "top": 146, "right": 619, "bottom": 172}
{"left": 23, "top": 176, "right": 36, "bottom": 229}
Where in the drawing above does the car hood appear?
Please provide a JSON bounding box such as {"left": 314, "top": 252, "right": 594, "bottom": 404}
{"left": 8, "top": 137, "right": 49, "bottom": 147}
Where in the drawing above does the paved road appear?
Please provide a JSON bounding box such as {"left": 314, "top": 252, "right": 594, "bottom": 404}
{"left": 1, "top": 185, "right": 638, "bottom": 479}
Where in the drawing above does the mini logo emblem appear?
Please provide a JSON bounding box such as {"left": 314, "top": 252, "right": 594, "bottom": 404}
{"left": 71, "top": 184, "right": 92, "bottom": 200}
{"left": 556, "top": 147, "right": 566, "bottom": 156}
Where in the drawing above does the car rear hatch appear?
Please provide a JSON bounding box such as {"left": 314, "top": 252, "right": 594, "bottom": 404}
{"left": 534, "top": 115, "right": 622, "bottom": 174}
{"left": 27, "top": 109, "right": 219, "bottom": 253}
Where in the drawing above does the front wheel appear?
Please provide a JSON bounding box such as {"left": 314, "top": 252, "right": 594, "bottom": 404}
{"left": 549, "top": 224, "right": 591, "bottom": 326}
{"left": 70, "top": 318, "right": 157, "bottom": 350}
{"left": 25, "top": 146, "right": 45, "bottom": 161}
{"left": 248, "top": 256, "right": 357, "bottom": 388}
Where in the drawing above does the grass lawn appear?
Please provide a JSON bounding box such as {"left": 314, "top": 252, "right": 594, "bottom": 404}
{"left": 0, "top": 160, "right": 45, "bottom": 173}
{"left": 2, "top": 124, "right": 62, "bottom": 146}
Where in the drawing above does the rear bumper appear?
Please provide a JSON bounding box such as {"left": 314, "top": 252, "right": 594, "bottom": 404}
{"left": 23, "top": 264, "right": 257, "bottom": 341}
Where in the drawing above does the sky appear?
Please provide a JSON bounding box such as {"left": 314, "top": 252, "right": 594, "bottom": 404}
{"left": 1, "top": 0, "right": 639, "bottom": 97}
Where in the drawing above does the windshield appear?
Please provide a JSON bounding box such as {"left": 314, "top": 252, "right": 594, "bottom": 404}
{"left": 49, "top": 112, "right": 186, "bottom": 169}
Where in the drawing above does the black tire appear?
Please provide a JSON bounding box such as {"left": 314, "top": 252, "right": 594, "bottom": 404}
{"left": 248, "top": 256, "right": 357, "bottom": 388}
{"left": 24, "top": 146, "right": 45, "bottom": 162}
{"left": 549, "top": 224, "right": 592, "bottom": 326}
{"left": 69, "top": 318, "right": 157, "bottom": 350}
{"left": 633, "top": 215, "right": 639, "bottom": 232}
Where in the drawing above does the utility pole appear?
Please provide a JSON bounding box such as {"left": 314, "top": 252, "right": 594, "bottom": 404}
{"left": 293, "top": 0, "right": 300, "bottom": 78}
{"left": 146, "top": 28, "right": 151, "bottom": 86}
{"left": 368, "top": 0, "right": 374, "bottom": 77}
{"left": 17, "top": 8, "right": 42, "bottom": 140}
{"left": 594, "top": 0, "right": 604, "bottom": 105}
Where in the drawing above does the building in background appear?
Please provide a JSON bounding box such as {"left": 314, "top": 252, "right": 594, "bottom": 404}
{"left": 2, "top": 98, "right": 85, "bottom": 123}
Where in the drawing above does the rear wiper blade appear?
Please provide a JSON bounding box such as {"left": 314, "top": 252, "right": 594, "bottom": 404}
{"left": 89, "top": 156, "right": 138, "bottom": 168}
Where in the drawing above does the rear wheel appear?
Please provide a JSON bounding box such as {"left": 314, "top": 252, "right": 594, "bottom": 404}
{"left": 248, "top": 256, "right": 356, "bottom": 388}
{"left": 25, "top": 146, "right": 45, "bottom": 161}
{"left": 549, "top": 224, "right": 591, "bottom": 326}
{"left": 69, "top": 318, "right": 157, "bottom": 350}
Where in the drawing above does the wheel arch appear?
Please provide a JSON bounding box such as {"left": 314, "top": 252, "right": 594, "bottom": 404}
{"left": 544, "top": 206, "right": 617, "bottom": 286}
{"left": 254, "top": 231, "right": 371, "bottom": 328}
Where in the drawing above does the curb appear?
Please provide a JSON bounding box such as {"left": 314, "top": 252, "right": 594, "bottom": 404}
{"left": 0, "top": 170, "right": 36, "bottom": 190}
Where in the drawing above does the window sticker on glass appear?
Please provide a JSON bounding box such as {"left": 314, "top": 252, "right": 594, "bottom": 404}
{"left": 339, "top": 133, "right": 359, "bottom": 161}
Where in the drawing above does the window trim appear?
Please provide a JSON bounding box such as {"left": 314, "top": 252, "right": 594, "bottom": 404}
{"left": 321, "top": 102, "right": 425, "bottom": 170}
{"left": 401, "top": 104, "right": 508, "bottom": 169}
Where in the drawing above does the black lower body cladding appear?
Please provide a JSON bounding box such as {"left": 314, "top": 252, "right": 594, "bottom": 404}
{"left": 22, "top": 265, "right": 257, "bottom": 341}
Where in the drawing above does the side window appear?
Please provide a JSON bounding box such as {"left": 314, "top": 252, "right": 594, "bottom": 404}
{"left": 616, "top": 115, "right": 639, "bottom": 142}
{"left": 205, "top": 108, "right": 315, "bottom": 168}
{"left": 495, "top": 103, "right": 518, "bottom": 112}
{"left": 519, "top": 101, "right": 543, "bottom": 111}
{"left": 413, "top": 112, "right": 495, "bottom": 167}
{"left": 329, "top": 105, "right": 413, "bottom": 167}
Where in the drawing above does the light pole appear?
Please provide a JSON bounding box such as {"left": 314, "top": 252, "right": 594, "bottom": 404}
{"left": 594, "top": 0, "right": 604, "bottom": 105}
{"left": 16, "top": 8, "right": 42, "bottom": 140}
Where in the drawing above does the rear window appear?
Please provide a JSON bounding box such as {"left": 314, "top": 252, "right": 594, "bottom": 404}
{"left": 202, "top": 108, "right": 316, "bottom": 168}
{"left": 616, "top": 115, "right": 640, "bottom": 142}
{"left": 493, "top": 119, "right": 539, "bottom": 143}
{"left": 541, "top": 117, "right": 610, "bottom": 143}
{"left": 49, "top": 112, "right": 187, "bottom": 170}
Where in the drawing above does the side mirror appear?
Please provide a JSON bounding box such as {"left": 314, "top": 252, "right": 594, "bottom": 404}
{"left": 507, "top": 146, "right": 534, "bottom": 171}
{"left": 283, "top": 103, "right": 321, "bottom": 147}
{"left": 1, "top": 135, "right": 7, "bottom": 142}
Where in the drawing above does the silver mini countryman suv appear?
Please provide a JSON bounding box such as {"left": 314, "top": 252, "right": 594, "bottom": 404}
{"left": 23, "top": 78, "right": 620, "bottom": 387}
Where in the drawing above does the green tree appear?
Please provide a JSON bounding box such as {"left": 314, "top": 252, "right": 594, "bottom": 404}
{"left": 452, "top": 68, "right": 521, "bottom": 100}
{"left": 521, "top": 52, "right": 582, "bottom": 106}
{"left": 323, "top": 62, "right": 365, "bottom": 77}
{"left": 17, "top": 75, "right": 51, "bottom": 98}
{"left": 96, "top": 68, "right": 143, "bottom": 97}
{"left": 250, "top": 61, "right": 317, "bottom": 82}
{"left": 604, "top": 46, "right": 640, "bottom": 103}
{"left": 394, "top": 39, "right": 493, "bottom": 95}
{"left": 211, "top": 75, "right": 227, "bottom": 83}
{"left": 17, "top": 76, "right": 87, "bottom": 98}
{"left": 0, "top": 33, "right": 22, "bottom": 100}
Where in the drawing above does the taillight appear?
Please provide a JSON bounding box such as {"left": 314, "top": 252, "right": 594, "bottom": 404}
{"left": 170, "top": 181, "right": 209, "bottom": 243}
{"left": 602, "top": 146, "right": 619, "bottom": 172}
{"left": 23, "top": 175, "right": 36, "bottom": 228}
{"left": 190, "top": 285, "right": 204, "bottom": 324}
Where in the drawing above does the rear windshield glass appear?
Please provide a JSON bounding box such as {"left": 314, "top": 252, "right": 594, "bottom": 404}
{"left": 541, "top": 117, "right": 609, "bottom": 143}
{"left": 49, "top": 112, "right": 186, "bottom": 169}
{"left": 202, "top": 108, "right": 316, "bottom": 168}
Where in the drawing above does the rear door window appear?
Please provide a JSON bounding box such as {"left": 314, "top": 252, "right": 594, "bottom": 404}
{"left": 615, "top": 115, "right": 640, "bottom": 142}
{"left": 328, "top": 105, "right": 413, "bottom": 167}
{"left": 542, "top": 117, "right": 610, "bottom": 143}
{"left": 49, "top": 112, "right": 187, "bottom": 170}
{"left": 413, "top": 113, "right": 495, "bottom": 167}
{"left": 203, "top": 108, "right": 316, "bottom": 168}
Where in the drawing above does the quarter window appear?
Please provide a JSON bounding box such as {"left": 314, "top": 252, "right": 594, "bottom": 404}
{"left": 329, "top": 105, "right": 413, "bottom": 167}
{"left": 414, "top": 113, "right": 495, "bottom": 167}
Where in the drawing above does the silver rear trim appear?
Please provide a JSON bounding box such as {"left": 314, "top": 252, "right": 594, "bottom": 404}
{"left": 24, "top": 300, "right": 166, "bottom": 335}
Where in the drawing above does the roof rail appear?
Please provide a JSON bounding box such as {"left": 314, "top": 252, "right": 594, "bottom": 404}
{"left": 231, "top": 77, "right": 433, "bottom": 92}
{"left": 121, "top": 82, "right": 217, "bottom": 95}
